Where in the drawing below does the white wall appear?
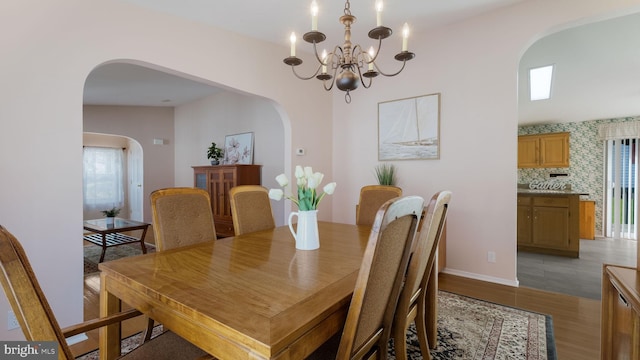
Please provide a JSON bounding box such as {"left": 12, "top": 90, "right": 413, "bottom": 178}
{"left": 84, "top": 105, "right": 176, "bottom": 223}
{"left": 174, "top": 91, "right": 286, "bottom": 225}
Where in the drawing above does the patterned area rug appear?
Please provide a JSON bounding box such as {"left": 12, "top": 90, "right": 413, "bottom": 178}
{"left": 83, "top": 243, "right": 155, "bottom": 275}
{"left": 390, "top": 291, "right": 557, "bottom": 360}
{"left": 76, "top": 291, "right": 556, "bottom": 359}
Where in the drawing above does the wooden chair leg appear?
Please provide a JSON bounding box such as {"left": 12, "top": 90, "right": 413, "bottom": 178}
{"left": 415, "top": 300, "right": 432, "bottom": 360}
{"left": 139, "top": 317, "right": 155, "bottom": 346}
{"left": 393, "top": 322, "right": 409, "bottom": 360}
{"left": 425, "top": 264, "right": 438, "bottom": 349}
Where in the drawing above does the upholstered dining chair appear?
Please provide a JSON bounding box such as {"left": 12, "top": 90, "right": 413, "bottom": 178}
{"left": 150, "top": 187, "right": 217, "bottom": 252}
{"left": 229, "top": 185, "right": 276, "bottom": 235}
{"left": 355, "top": 185, "right": 403, "bottom": 226}
{"left": 0, "top": 225, "right": 211, "bottom": 360}
{"left": 391, "top": 190, "right": 451, "bottom": 360}
{"left": 146, "top": 187, "right": 219, "bottom": 342}
{"left": 308, "top": 195, "right": 425, "bottom": 360}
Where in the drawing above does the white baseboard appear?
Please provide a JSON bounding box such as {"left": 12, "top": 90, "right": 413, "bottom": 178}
{"left": 441, "top": 268, "right": 520, "bottom": 287}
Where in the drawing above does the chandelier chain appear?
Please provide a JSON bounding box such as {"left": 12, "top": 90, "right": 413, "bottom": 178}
{"left": 344, "top": 0, "right": 351, "bottom": 16}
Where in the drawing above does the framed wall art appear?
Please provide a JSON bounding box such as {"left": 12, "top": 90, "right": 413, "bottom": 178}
{"left": 223, "top": 132, "right": 254, "bottom": 164}
{"left": 378, "top": 93, "right": 441, "bottom": 160}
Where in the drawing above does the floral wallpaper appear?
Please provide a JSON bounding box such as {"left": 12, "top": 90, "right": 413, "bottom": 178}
{"left": 518, "top": 115, "right": 640, "bottom": 236}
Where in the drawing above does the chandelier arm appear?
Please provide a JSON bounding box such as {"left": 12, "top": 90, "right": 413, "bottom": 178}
{"left": 312, "top": 41, "right": 325, "bottom": 64}
{"left": 351, "top": 44, "right": 367, "bottom": 68}
{"left": 361, "top": 75, "right": 373, "bottom": 89}
{"left": 321, "top": 65, "right": 338, "bottom": 91}
{"left": 322, "top": 78, "right": 336, "bottom": 91}
{"left": 375, "top": 59, "right": 408, "bottom": 77}
{"left": 368, "top": 37, "right": 384, "bottom": 63}
{"left": 290, "top": 65, "right": 323, "bottom": 80}
{"left": 355, "top": 65, "right": 373, "bottom": 89}
{"left": 328, "top": 46, "right": 344, "bottom": 69}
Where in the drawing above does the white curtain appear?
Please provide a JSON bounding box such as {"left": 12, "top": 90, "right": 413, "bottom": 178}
{"left": 83, "top": 147, "right": 125, "bottom": 213}
{"left": 598, "top": 121, "right": 640, "bottom": 140}
{"left": 600, "top": 122, "right": 639, "bottom": 239}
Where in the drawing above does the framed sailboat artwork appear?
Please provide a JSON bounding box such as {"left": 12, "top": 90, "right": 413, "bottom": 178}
{"left": 378, "top": 93, "right": 441, "bottom": 160}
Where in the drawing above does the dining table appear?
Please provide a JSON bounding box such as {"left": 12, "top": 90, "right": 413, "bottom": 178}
{"left": 98, "top": 221, "right": 440, "bottom": 359}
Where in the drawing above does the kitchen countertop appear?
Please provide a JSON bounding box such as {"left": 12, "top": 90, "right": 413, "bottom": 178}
{"left": 517, "top": 189, "right": 589, "bottom": 196}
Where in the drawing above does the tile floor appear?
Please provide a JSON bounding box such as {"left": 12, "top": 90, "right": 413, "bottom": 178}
{"left": 517, "top": 238, "right": 637, "bottom": 300}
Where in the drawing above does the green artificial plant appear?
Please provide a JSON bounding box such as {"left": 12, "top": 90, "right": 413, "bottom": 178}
{"left": 207, "top": 142, "right": 224, "bottom": 163}
{"left": 374, "top": 163, "right": 397, "bottom": 186}
{"left": 101, "top": 207, "right": 121, "bottom": 217}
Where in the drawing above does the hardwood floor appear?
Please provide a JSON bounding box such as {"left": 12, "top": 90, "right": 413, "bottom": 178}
{"left": 73, "top": 269, "right": 601, "bottom": 359}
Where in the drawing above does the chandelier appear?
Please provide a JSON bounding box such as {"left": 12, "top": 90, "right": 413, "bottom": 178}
{"left": 283, "top": 0, "right": 415, "bottom": 103}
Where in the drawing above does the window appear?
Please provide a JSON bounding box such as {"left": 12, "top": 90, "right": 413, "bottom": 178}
{"left": 605, "top": 139, "right": 638, "bottom": 239}
{"left": 83, "top": 147, "right": 125, "bottom": 212}
{"left": 529, "top": 65, "right": 554, "bottom": 101}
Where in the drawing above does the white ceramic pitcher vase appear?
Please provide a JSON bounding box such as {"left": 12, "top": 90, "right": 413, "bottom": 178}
{"left": 288, "top": 210, "right": 320, "bottom": 250}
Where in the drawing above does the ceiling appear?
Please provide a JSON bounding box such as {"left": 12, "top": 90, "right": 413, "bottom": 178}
{"left": 518, "top": 11, "right": 640, "bottom": 125}
{"left": 84, "top": 0, "right": 525, "bottom": 107}
{"left": 84, "top": 1, "right": 640, "bottom": 125}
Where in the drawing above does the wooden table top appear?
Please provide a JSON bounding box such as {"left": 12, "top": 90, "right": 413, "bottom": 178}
{"left": 99, "top": 222, "right": 371, "bottom": 359}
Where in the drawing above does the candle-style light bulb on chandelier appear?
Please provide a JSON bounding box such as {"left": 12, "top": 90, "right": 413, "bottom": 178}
{"left": 283, "top": 0, "right": 415, "bottom": 103}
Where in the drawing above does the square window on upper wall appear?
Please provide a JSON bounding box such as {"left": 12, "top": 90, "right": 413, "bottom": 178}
{"left": 529, "top": 65, "right": 554, "bottom": 101}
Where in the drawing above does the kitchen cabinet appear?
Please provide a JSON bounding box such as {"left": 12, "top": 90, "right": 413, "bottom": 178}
{"left": 517, "top": 193, "right": 580, "bottom": 257}
{"left": 193, "top": 165, "right": 261, "bottom": 237}
{"left": 580, "top": 200, "right": 596, "bottom": 240}
{"left": 517, "top": 196, "right": 532, "bottom": 245}
{"left": 518, "top": 132, "right": 570, "bottom": 168}
{"left": 601, "top": 265, "right": 640, "bottom": 359}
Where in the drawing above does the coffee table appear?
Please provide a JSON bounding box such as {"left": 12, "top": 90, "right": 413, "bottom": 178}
{"left": 83, "top": 218, "right": 149, "bottom": 263}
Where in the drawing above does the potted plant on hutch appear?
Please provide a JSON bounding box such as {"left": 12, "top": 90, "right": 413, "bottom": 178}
{"left": 207, "top": 142, "right": 224, "bottom": 165}
{"left": 101, "top": 207, "right": 121, "bottom": 225}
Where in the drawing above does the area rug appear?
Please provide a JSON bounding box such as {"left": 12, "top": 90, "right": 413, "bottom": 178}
{"left": 83, "top": 243, "right": 155, "bottom": 275}
{"left": 389, "top": 291, "right": 557, "bottom": 360}
{"left": 75, "top": 291, "right": 556, "bottom": 360}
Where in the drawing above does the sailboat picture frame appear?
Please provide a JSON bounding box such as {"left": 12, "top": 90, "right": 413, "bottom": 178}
{"left": 378, "top": 93, "right": 441, "bottom": 160}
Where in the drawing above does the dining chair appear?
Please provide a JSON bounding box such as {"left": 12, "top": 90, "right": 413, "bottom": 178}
{"left": 146, "top": 187, "right": 219, "bottom": 341}
{"left": 308, "top": 195, "right": 425, "bottom": 360}
{"left": 392, "top": 190, "right": 451, "bottom": 360}
{"left": 229, "top": 185, "right": 276, "bottom": 235}
{"left": 0, "top": 225, "right": 211, "bottom": 360}
{"left": 150, "top": 187, "right": 217, "bottom": 251}
{"left": 355, "top": 185, "right": 403, "bottom": 226}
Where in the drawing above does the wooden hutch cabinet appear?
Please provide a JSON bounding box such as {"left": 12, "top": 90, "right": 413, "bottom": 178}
{"left": 193, "top": 165, "right": 261, "bottom": 237}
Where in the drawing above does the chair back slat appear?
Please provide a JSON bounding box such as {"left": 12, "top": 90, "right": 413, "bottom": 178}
{"left": 0, "top": 226, "right": 74, "bottom": 359}
{"left": 151, "top": 187, "right": 217, "bottom": 251}
{"left": 338, "top": 195, "right": 424, "bottom": 360}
